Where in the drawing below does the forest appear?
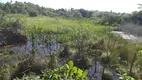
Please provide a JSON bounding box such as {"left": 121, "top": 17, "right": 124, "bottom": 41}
{"left": 0, "top": 1, "right": 142, "bottom": 80}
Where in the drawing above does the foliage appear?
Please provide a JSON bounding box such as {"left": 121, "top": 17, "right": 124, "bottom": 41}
{"left": 0, "top": 1, "right": 142, "bottom": 27}
{"left": 128, "top": 11, "right": 142, "bottom": 25}
{"left": 14, "top": 60, "right": 89, "bottom": 80}
{"left": 0, "top": 14, "right": 27, "bottom": 46}
{"left": 28, "top": 9, "right": 38, "bottom": 17}
{"left": 121, "top": 73, "right": 135, "bottom": 80}
{"left": 1, "top": 9, "right": 142, "bottom": 79}
{"left": 0, "top": 65, "right": 11, "bottom": 80}
{"left": 42, "top": 60, "right": 89, "bottom": 80}
{"left": 14, "top": 75, "right": 43, "bottom": 80}
{"left": 93, "top": 11, "right": 122, "bottom": 26}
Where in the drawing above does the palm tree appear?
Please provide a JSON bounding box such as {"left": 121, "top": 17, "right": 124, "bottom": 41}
{"left": 138, "top": 4, "right": 142, "bottom": 10}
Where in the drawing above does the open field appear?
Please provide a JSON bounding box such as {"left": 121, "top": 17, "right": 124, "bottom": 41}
{"left": 0, "top": 14, "right": 142, "bottom": 80}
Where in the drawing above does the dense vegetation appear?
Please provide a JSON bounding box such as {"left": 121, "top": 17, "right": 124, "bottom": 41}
{"left": 0, "top": 1, "right": 142, "bottom": 80}
{"left": 1, "top": 1, "right": 142, "bottom": 27}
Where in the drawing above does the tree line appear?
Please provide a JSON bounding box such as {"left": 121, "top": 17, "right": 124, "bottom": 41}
{"left": 0, "top": 1, "right": 93, "bottom": 18}
{"left": 0, "top": 1, "right": 142, "bottom": 26}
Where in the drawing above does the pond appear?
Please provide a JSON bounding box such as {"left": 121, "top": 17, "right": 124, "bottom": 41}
{"left": 11, "top": 39, "right": 61, "bottom": 56}
{"left": 111, "top": 31, "right": 142, "bottom": 42}
{"left": 0, "top": 39, "right": 61, "bottom": 66}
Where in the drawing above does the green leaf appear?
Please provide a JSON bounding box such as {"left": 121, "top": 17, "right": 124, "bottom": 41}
{"left": 138, "top": 50, "right": 142, "bottom": 55}
{"left": 53, "top": 74, "right": 59, "bottom": 79}
{"left": 65, "top": 64, "right": 69, "bottom": 70}
{"left": 82, "top": 70, "right": 88, "bottom": 77}
{"left": 41, "top": 60, "right": 89, "bottom": 80}
{"left": 76, "top": 68, "right": 83, "bottom": 77}
{"left": 72, "top": 66, "right": 77, "bottom": 73}
{"left": 68, "top": 60, "right": 74, "bottom": 68}
{"left": 122, "top": 73, "right": 135, "bottom": 80}
{"left": 69, "top": 72, "right": 74, "bottom": 77}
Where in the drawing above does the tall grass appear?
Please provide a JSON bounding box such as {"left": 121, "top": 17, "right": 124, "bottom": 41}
{"left": 1, "top": 14, "right": 142, "bottom": 79}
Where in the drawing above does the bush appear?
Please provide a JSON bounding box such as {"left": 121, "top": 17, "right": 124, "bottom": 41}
{"left": 42, "top": 60, "right": 89, "bottom": 80}
{"left": 14, "top": 75, "right": 43, "bottom": 80}
{"left": 0, "top": 63, "right": 18, "bottom": 80}
{"left": 0, "top": 17, "right": 27, "bottom": 46}
{"left": 28, "top": 10, "right": 38, "bottom": 17}
{"left": 0, "top": 65, "right": 11, "bottom": 80}
{"left": 11, "top": 57, "right": 48, "bottom": 79}
{"left": 15, "top": 60, "right": 89, "bottom": 80}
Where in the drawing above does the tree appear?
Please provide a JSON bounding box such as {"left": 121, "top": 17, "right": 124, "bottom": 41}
{"left": 79, "top": 9, "right": 87, "bottom": 17}
{"left": 0, "top": 3, "right": 4, "bottom": 9}
{"left": 27, "top": 8, "right": 38, "bottom": 17}
{"left": 138, "top": 4, "right": 142, "bottom": 10}
{"left": 78, "top": 9, "right": 93, "bottom": 18}
{"left": 73, "top": 10, "right": 82, "bottom": 19}
{"left": 3, "top": 2, "right": 11, "bottom": 13}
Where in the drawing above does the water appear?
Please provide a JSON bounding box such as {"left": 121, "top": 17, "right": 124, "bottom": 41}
{"left": 11, "top": 40, "right": 61, "bottom": 56}
{"left": 88, "top": 62, "right": 103, "bottom": 80}
{"left": 0, "top": 60, "right": 15, "bottom": 66}
{"left": 88, "top": 61, "right": 120, "bottom": 80}
{"left": 0, "top": 39, "right": 61, "bottom": 66}
{"left": 111, "top": 31, "right": 142, "bottom": 42}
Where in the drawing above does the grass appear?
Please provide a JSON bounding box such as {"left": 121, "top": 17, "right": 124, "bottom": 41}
{"left": 1, "top": 14, "right": 142, "bottom": 79}
{"left": 6, "top": 14, "right": 99, "bottom": 31}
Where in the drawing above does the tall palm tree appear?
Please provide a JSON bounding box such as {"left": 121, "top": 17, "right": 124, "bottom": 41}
{"left": 138, "top": 4, "right": 142, "bottom": 10}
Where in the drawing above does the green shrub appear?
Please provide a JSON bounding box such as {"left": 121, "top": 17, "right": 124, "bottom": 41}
{"left": 42, "top": 60, "right": 89, "bottom": 80}
{"left": 28, "top": 10, "right": 38, "bottom": 17}
{"left": 11, "top": 57, "right": 49, "bottom": 79}
{"left": 0, "top": 65, "right": 11, "bottom": 80}
{"left": 14, "top": 75, "right": 43, "bottom": 80}
{"left": 15, "top": 60, "right": 89, "bottom": 80}
{"left": 122, "top": 73, "right": 135, "bottom": 80}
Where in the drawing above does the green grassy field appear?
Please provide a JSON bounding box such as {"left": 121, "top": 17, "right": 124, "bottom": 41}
{"left": 0, "top": 14, "right": 142, "bottom": 80}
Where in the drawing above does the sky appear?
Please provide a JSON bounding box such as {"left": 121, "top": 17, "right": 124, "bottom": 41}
{"left": 0, "top": 0, "right": 141, "bottom": 13}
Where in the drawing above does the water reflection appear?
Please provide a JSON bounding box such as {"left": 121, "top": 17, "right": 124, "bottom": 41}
{"left": 11, "top": 40, "right": 61, "bottom": 56}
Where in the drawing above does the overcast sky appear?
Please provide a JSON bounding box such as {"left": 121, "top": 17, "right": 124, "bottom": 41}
{"left": 0, "top": 0, "right": 141, "bottom": 13}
